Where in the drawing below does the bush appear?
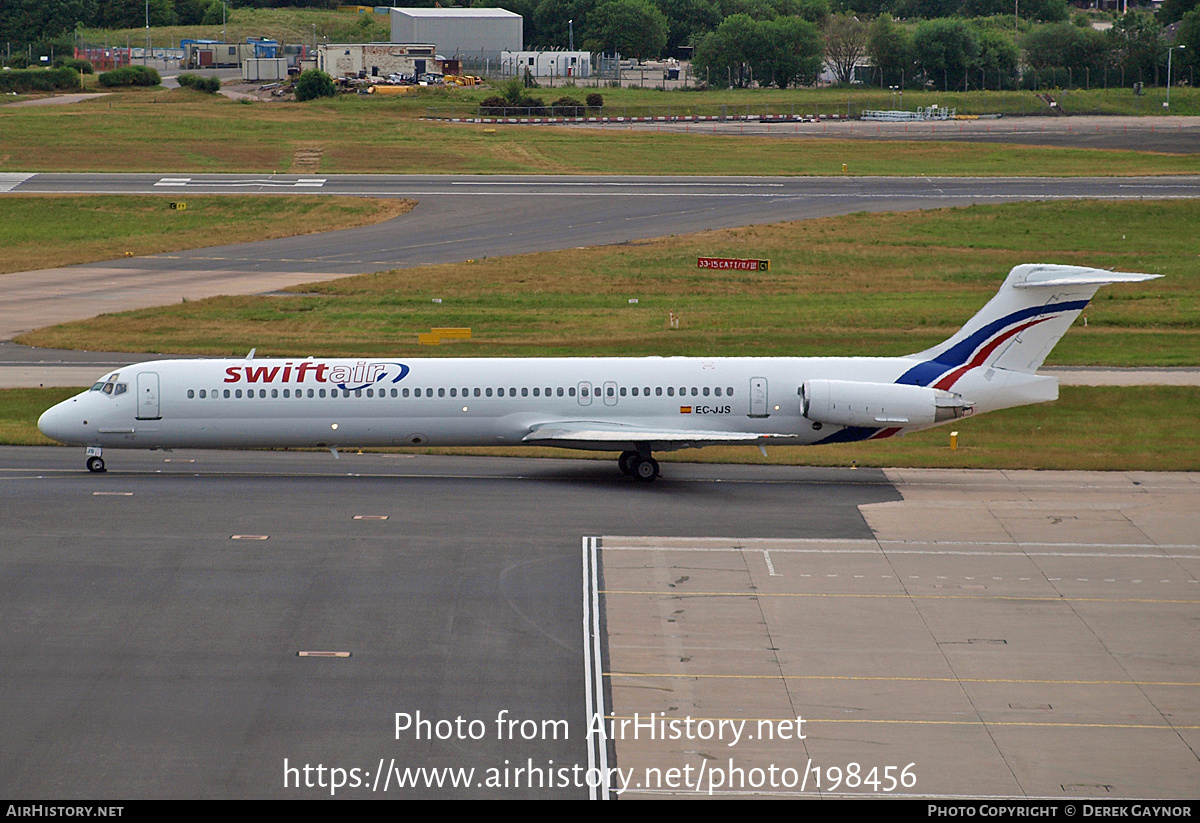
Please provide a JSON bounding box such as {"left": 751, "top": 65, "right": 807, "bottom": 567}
{"left": 518, "top": 95, "right": 545, "bottom": 116}
{"left": 53, "top": 57, "right": 94, "bottom": 74}
{"left": 294, "top": 69, "right": 336, "bottom": 101}
{"left": 98, "top": 65, "right": 160, "bottom": 87}
{"left": 480, "top": 89, "right": 545, "bottom": 116}
{"left": 586, "top": 92, "right": 604, "bottom": 108}
{"left": 178, "top": 73, "right": 220, "bottom": 93}
{"left": 0, "top": 67, "right": 82, "bottom": 94}
{"left": 479, "top": 95, "right": 508, "bottom": 115}
{"left": 551, "top": 95, "right": 584, "bottom": 116}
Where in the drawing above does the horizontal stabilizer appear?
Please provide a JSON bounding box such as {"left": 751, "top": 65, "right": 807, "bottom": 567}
{"left": 1009, "top": 265, "right": 1162, "bottom": 289}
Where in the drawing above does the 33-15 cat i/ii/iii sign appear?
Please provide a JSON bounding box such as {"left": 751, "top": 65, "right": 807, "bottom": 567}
{"left": 697, "top": 257, "right": 770, "bottom": 271}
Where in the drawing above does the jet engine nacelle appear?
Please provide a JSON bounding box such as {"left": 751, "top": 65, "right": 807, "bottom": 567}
{"left": 802, "top": 379, "right": 973, "bottom": 429}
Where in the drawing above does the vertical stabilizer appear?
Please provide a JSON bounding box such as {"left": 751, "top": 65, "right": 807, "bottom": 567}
{"left": 897, "top": 264, "right": 1160, "bottom": 389}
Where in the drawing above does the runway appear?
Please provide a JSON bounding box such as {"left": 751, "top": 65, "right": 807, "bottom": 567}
{"left": 2, "top": 448, "right": 1195, "bottom": 797}
{"left": 4, "top": 173, "right": 1199, "bottom": 340}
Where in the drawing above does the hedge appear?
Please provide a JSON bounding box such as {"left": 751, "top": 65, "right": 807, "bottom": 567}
{"left": 177, "top": 73, "right": 221, "bottom": 93}
{"left": 0, "top": 67, "right": 82, "bottom": 93}
{"left": 98, "top": 65, "right": 161, "bottom": 87}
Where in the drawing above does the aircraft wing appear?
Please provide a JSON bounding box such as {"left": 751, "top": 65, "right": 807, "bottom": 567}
{"left": 523, "top": 421, "right": 800, "bottom": 451}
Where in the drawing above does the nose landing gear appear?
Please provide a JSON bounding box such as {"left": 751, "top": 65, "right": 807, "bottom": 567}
{"left": 85, "top": 447, "right": 106, "bottom": 473}
{"left": 618, "top": 449, "right": 659, "bottom": 483}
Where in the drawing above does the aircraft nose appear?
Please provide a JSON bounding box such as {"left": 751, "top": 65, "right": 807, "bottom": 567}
{"left": 38, "top": 399, "right": 83, "bottom": 445}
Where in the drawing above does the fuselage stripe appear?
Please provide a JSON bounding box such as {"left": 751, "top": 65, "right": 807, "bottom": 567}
{"left": 932, "top": 316, "right": 1055, "bottom": 390}
{"left": 896, "top": 300, "right": 1087, "bottom": 387}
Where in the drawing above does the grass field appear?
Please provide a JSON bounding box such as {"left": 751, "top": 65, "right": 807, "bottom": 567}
{"left": 16, "top": 199, "right": 1195, "bottom": 366}
{"left": 3, "top": 87, "right": 1198, "bottom": 176}
{"left": 0, "top": 195, "right": 412, "bottom": 274}
{"left": 9, "top": 385, "right": 1197, "bottom": 471}
{"left": 79, "top": 7, "right": 386, "bottom": 54}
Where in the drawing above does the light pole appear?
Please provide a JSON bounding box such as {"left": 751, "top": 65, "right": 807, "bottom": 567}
{"left": 144, "top": 0, "right": 149, "bottom": 66}
{"left": 1166, "top": 44, "right": 1185, "bottom": 108}
{"left": 568, "top": 19, "right": 574, "bottom": 51}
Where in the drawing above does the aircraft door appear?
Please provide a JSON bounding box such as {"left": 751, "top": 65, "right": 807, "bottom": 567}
{"left": 137, "top": 372, "right": 161, "bottom": 420}
{"left": 602, "top": 381, "right": 618, "bottom": 406}
{"left": 577, "top": 381, "right": 592, "bottom": 406}
{"left": 749, "top": 377, "right": 768, "bottom": 418}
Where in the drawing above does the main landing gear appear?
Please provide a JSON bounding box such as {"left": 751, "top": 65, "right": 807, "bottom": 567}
{"left": 85, "top": 447, "right": 106, "bottom": 473}
{"left": 618, "top": 450, "right": 659, "bottom": 483}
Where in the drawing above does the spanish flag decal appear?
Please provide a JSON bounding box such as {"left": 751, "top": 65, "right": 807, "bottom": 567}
{"left": 680, "top": 406, "right": 693, "bottom": 414}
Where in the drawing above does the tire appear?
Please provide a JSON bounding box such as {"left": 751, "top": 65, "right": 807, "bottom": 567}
{"left": 618, "top": 450, "right": 639, "bottom": 476}
{"left": 86, "top": 456, "right": 106, "bottom": 473}
{"left": 633, "top": 456, "right": 658, "bottom": 482}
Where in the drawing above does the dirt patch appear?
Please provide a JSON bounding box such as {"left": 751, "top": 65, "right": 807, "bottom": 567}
{"left": 290, "top": 145, "right": 324, "bottom": 172}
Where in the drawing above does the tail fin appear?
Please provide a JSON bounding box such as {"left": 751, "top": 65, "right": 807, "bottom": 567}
{"left": 897, "top": 264, "right": 1160, "bottom": 389}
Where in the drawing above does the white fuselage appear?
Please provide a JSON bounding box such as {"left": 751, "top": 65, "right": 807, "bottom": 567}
{"left": 38, "top": 354, "right": 961, "bottom": 452}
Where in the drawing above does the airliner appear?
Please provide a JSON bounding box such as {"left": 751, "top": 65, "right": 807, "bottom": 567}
{"left": 38, "top": 264, "right": 1158, "bottom": 482}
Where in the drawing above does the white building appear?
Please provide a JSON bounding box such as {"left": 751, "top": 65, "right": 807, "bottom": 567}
{"left": 317, "top": 43, "right": 440, "bottom": 78}
{"left": 499, "top": 50, "right": 591, "bottom": 79}
{"left": 388, "top": 7, "right": 522, "bottom": 60}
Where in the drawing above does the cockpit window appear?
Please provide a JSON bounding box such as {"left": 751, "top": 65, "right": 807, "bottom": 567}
{"left": 92, "top": 373, "right": 127, "bottom": 397}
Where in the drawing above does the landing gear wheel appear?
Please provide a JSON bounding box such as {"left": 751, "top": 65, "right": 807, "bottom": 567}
{"left": 618, "top": 451, "right": 639, "bottom": 476}
{"left": 86, "top": 456, "right": 106, "bottom": 473}
{"left": 632, "top": 456, "right": 659, "bottom": 482}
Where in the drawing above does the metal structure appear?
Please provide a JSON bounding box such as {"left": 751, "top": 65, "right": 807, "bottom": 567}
{"left": 388, "top": 7, "right": 522, "bottom": 60}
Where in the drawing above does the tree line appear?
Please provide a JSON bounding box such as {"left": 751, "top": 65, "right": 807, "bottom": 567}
{"left": 3, "top": 0, "right": 1197, "bottom": 88}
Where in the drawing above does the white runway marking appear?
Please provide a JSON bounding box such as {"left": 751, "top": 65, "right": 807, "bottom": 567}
{"left": 153, "top": 177, "right": 327, "bottom": 188}
{"left": 581, "top": 536, "right": 612, "bottom": 801}
{"left": 0, "top": 172, "right": 35, "bottom": 192}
